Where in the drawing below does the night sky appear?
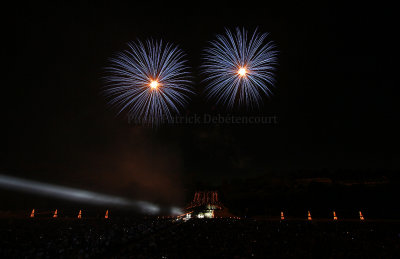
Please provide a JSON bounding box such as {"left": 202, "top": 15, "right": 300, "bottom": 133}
{"left": 1, "top": 2, "right": 398, "bottom": 211}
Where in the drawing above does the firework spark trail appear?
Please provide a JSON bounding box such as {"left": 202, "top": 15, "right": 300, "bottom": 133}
{"left": 103, "top": 40, "right": 193, "bottom": 125}
{"left": 202, "top": 28, "right": 278, "bottom": 109}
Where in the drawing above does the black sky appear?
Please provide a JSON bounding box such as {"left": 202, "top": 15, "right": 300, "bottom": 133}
{"left": 1, "top": 2, "right": 399, "bottom": 207}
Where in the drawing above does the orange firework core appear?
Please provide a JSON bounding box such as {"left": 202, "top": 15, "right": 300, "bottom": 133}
{"left": 149, "top": 80, "right": 159, "bottom": 89}
{"left": 237, "top": 67, "right": 247, "bottom": 77}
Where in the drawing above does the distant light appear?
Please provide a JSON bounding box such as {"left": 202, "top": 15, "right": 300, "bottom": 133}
{"left": 150, "top": 80, "right": 159, "bottom": 89}
{"left": 237, "top": 67, "right": 247, "bottom": 77}
{"left": 170, "top": 207, "right": 183, "bottom": 216}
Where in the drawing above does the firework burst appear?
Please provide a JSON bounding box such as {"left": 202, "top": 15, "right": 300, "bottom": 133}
{"left": 103, "top": 40, "right": 193, "bottom": 125}
{"left": 202, "top": 28, "right": 278, "bottom": 109}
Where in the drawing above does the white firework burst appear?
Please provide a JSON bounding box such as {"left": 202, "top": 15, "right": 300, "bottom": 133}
{"left": 103, "top": 40, "right": 193, "bottom": 125}
{"left": 202, "top": 27, "right": 278, "bottom": 109}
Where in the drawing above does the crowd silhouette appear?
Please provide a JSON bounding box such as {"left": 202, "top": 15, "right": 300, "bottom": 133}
{"left": 0, "top": 218, "right": 399, "bottom": 258}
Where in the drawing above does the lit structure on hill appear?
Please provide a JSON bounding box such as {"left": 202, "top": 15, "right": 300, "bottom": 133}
{"left": 183, "top": 191, "right": 235, "bottom": 219}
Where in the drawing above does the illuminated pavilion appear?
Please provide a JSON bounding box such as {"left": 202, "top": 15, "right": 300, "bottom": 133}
{"left": 184, "top": 191, "right": 235, "bottom": 219}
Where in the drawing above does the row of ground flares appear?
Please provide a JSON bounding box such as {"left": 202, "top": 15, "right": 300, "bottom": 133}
{"left": 280, "top": 211, "right": 365, "bottom": 221}
{"left": 30, "top": 209, "right": 108, "bottom": 219}
{"left": 28, "top": 209, "right": 366, "bottom": 221}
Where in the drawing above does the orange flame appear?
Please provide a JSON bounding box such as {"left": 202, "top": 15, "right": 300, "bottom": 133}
{"left": 359, "top": 211, "right": 364, "bottom": 221}
{"left": 307, "top": 211, "right": 312, "bottom": 221}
